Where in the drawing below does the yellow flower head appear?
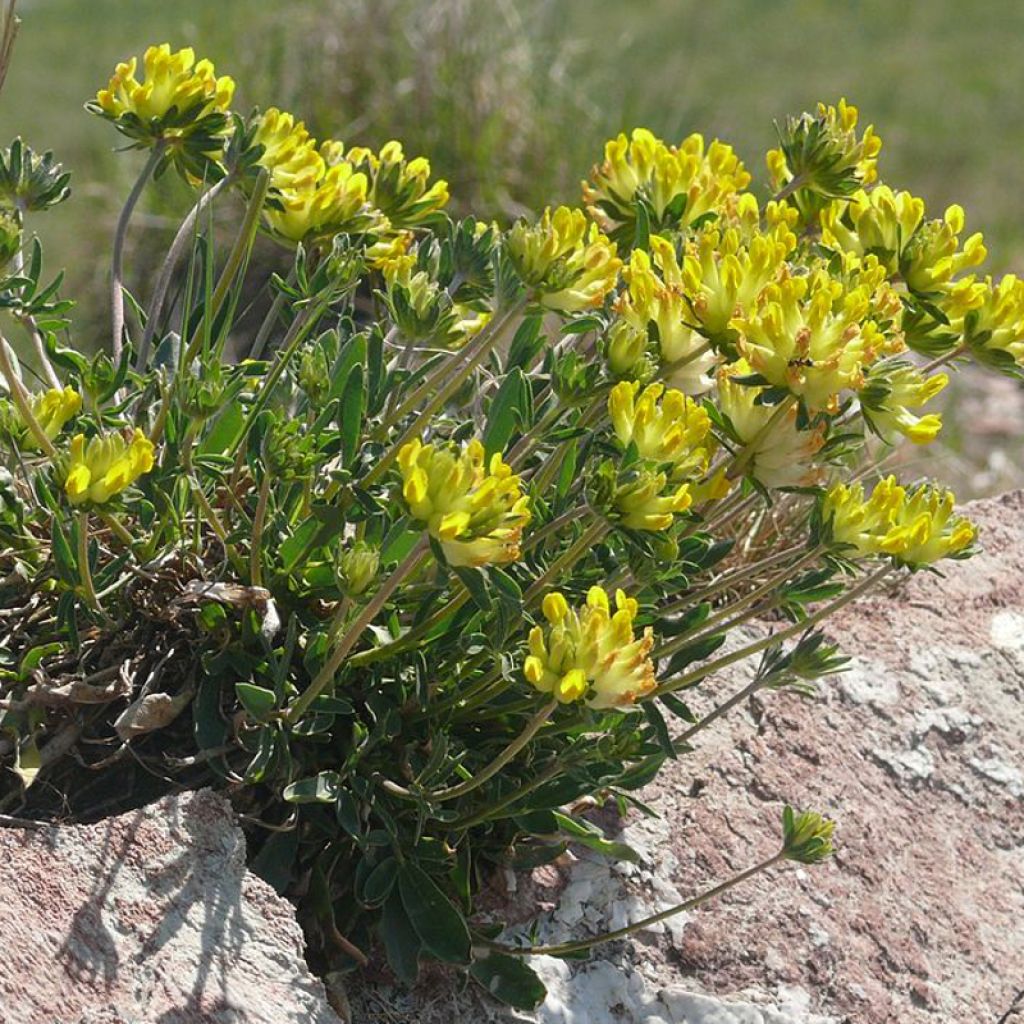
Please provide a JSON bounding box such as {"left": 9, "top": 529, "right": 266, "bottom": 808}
{"left": 262, "top": 159, "right": 388, "bottom": 245}
{"left": 64, "top": 429, "right": 155, "bottom": 506}
{"left": 823, "top": 476, "right": 976, "bottom": 567}
{"left": 507, "top": 206, "right": 621, "bottom": 313}
{"left": 615, "top": 239, "right": 718, "bottom": 393}
{"left": 768, "top": 99, "right": 882, "bottom": 203}
{"left": 93, "top": 44, "right": 234, "bottom": 151}
{"left": 583, "top": 128, "right": 751, "bottom": 241}
{"left": 735, "top": 267, "right": 896, "bottom": 412}
{"left": 716, "top": 361, "right": 825, "bottom": 489}
{"left": 615, "top": 470, "right": 692, "bottom": 532}
{"left": 252, "top": 108, "right": 324, "bottom": 192}
{"left": 344, "top": 140, "right": 450, "bottom": 228}
{"left": 22, "top": 386, "right": 81, "bottom": 448}
{"left": 682, "top": 222, "right": 793, "bottom": 339}
{"left": 608, "top": 380, "right": 713, "bottom": 477}
{"left": 860, "top": 361, "right": 948, "bottom": 445}
{"left": 944, "top": 274, "right": 1024, "bottom": 370}
{"left": 902, "top": 204, "right": 986, "bottom": 295}
{"left": 524, "top": 586, "right": 656, "bottom": 709}
{"left": 398, "top": 438, "right": 530, "bottom": 567}
{"left": 820, "top": 187, "right": 925, "bottom": 274}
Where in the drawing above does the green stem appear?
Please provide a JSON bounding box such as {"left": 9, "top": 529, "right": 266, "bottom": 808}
{"left": 250, "top": 471, "right": 271, "bottom": 587}
{"left": 225, "top": 296, "right": 329, "bottom": 458}
{"left": 136, "top": 171, "right": 234, "bottom": 372}
{"left": 654, "top": 546, "right": 824, "bottom": 660}
{"left": 523, "top": 518, "right": 609, "bottom": 605}
{"left": 481, "top": 851, "right": 784, "bottom": 957}
{"left": 111, "top": 142, "right": 165, "bottom": 363}
{"left": 389, "top": 699, "right": 558, "bottom": 805}
{"left": 361, "top": 306, "right": 523, "bottom": 490}
{"left": 507, "top": 400, "right": 568, "bottom": 467}
{"left": 654, "top": 562, "right": 893, "bottom": 703}
{"left": 921, "top": 342, "right": 967, "bottom": 376}
{"left": 184, "top": 167, "right": 271, "bottom": 367}
{"left": 286, "top": 537, "right": 429, "bottom": 724}
{"left": 77, "top": 511, "right": 102, "bottom": 613}
{"left": 0, "top": 335, "right": 56, "bottom": 457}
{"left": 347, "top": 588, "right": 469, "bottom": 668}
{"left": 373, "top": 300, "right": 525, "bottom": 438}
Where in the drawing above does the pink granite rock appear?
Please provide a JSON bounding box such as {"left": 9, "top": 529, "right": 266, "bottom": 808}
{"left": 0, "top": 789, "right": 342, "bottom": 1024}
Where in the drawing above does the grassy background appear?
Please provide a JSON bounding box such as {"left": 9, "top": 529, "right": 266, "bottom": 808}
{"left": 1, "top": 0, "right": 1022, "bottom": 493}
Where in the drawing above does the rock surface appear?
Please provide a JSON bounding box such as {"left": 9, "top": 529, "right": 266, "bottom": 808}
{"left": 350, "top": 490, "right": 1024, "bottom": 1023}
{"left": 0, "top": 788, "right": 342, "bottom": 1024}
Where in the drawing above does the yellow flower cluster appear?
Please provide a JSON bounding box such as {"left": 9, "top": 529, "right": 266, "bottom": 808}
{"left": 95, "top": 44, "right": 234, "bottom": 136}
{"left": 24, "top": 386, "right": 80, "bottom": 447}
{"left": 681, "top": 220, "right": 795, "bottom": 339}
{"left": 398, "top": 438, "right": 530, "bottom": 567}
{"left": 735, "top": 267, "right": 901, "bottom": 413}
{"left": 64, "top": 430, "right": 155, "bottom": 507}
{"left": 767, "top": 99, "right": 881, "bottom": 201}
{"left": 822, "top": 476, "right": 976, "bottom": 567}
{"left": 524, "top": 587, "right": 656, "bottom": 709}
{"left": 614, "top": 240, "right": 717, "bottom": 393}
{"left": 342, "top": 140, "right": 450, "bottom": 228}
{"left": 860, "top": 362, "right": 948, "bottom": 444}
{"left": 902, "top": 205, "right": 986, "bottom": 294}
{"left": 252, "top": 112, "right": 386, "bottom": 244}
{"left": 506, "top": 206, "right": 621, "bottom": 313}
{"left": 942, "top": 274, "right": 1024, "bottom": 368}
{"left": 583, "top": 128, "right": 751, "bottom": 238}
{"left": 608, "top": 380, "right": 713, "bottom": 473}
{"left": 717, "top": 361, "right": 825, "bottom": 489}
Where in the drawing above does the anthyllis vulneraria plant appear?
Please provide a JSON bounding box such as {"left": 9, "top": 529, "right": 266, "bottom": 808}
{"left": 0, "top": 35, "right": 1013, "bottom": 1009}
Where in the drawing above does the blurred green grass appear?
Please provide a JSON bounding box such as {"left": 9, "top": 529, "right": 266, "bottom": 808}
{"left": 1, "top": 0, "right": 1022, "bottom": 494}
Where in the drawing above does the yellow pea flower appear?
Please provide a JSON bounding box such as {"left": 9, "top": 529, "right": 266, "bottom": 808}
{"left": 64, "top": 430, "right": 155, "bottom": 507}
{"left": 524, "top": 586, "right": 656, "bottom": 709}
{"left": 345, "top": 140, "right": 450, "bottom": 227}
{"left": 92, "top": 44, "right": 234, "bottom": 155}
{"left": 716, "top": 361, "right": 825, "bottom": 489}
{"left": 822, "top": 477, "right": 975, "bottom": 567}
{"left": 946, "top": 274, "right": 1024, "bottom": 370}
{"left": 902, "top": 205, "right": 986, "bottom": 295}
{"left": 768, "top": 99, "right": 882, "bottom": 203}
{"left": 735, "top": 268, "right": 897, "bottom": 413}
{"left": 615, "top": 241, "right": 717, "bottom": 393}
{"left": 583, "top": 128, "right": 751, "bottom": 241}
{"left": 820, "top": 186, "right": 926, "bottom": 274}
{"left": 860, "top": 362, "right": 948, "bottom": 445}
{"left": 681, "top": 222, "right": 793, "bottom": 339}
{"left": 21, "top": 387, "right": 81, "bottom": 448}
{"left": 398, "top": 437, "right": 530, "bottom": 567}
{"left": 608, "top": 380, "right": 713, "bottom": 478}
{"left": 506, "top": 206, "right": 621, "bottom": 313}
{"left": 252, "top": 108, "right": 324, "bottom": 192}
{"left": 615, "top": 470, "right": 692, "bottom": 532}
{"left": 262, "top": 159, "right": 388, "bottom": 245}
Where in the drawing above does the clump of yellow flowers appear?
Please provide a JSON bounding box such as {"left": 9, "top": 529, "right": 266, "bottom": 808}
{"left": 398, "top": 438, "right": 531, "bottom": 567}
{"left": 524, "top": 587, "right": 656, "bottom": 709}
{"left": 64, "top": 430, "right": 155, "bottom": 507}
{"left": 4, "top": 48, "right": 1015, "bottom": 993}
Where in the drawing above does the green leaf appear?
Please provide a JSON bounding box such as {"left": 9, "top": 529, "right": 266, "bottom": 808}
{"left": 380, "top": 889, "right": 421, "bottom": 986}
{"left": 664, "top": 633, "right": 726, "bottom": 678}
{"left": 361, "top": 856, "right": 399, "bottom": 908}
{"left": 642, "top": 701, "right": 677, "bottom": 760}
{"left": 551, "top": 811, "right": 641, "bottom": 862}
{"left": 236, "top": 682, "right": 277, "bottom": 720}
{"left": 397, "top": 862, "right": 472, "bottom": 965}
{"left": 470, "top": 953, "right": 547, "bottom": 1010}
{"left": 483, "top": 366, "right": 527, "bottom": 458}
{"left": 339, "top": 364, "right": 365, "bottom": 468}
{"left": 18, "top": 642, "right": 62, "bottom": 680}
{"left": 283, "top": 770, "right": 341, "bottom": 803}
